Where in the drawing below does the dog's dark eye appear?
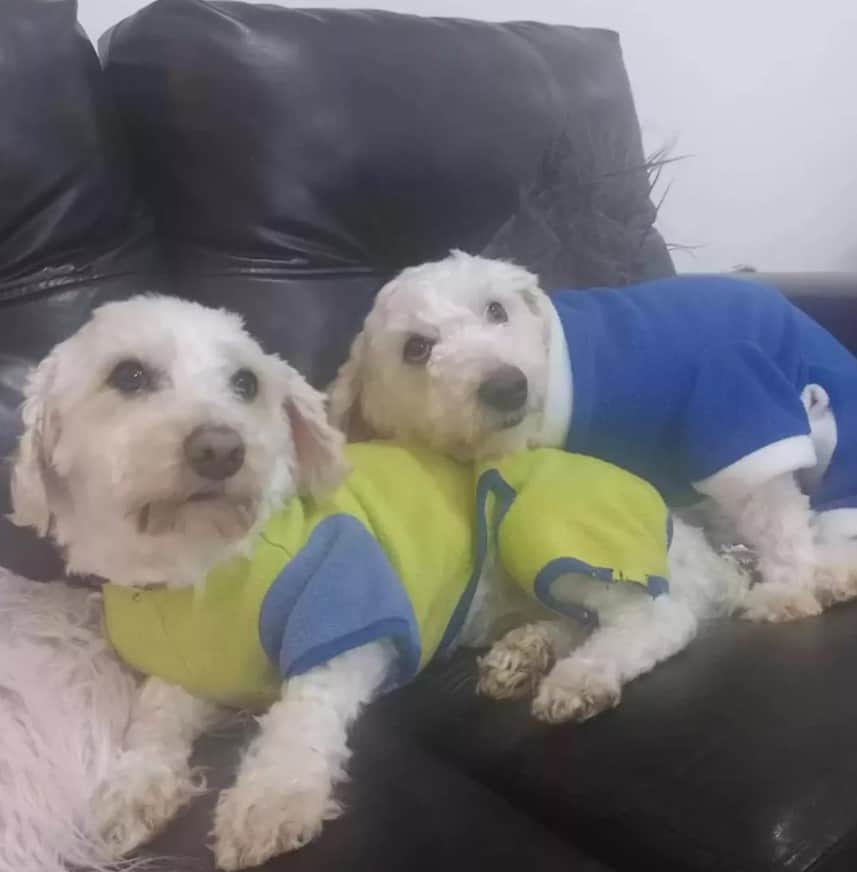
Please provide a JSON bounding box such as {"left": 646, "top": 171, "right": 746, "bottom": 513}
{"left": 231, "top": 368, "right": 259, "bottom": 401}
{"left": 402, "top": 335, "right": 434, "bottom": 365}
{"left": 485, "top": 301, "right": 508, "bottom": 324}
{"left": 107, "top": 359, "right": 153, "bottom": 395}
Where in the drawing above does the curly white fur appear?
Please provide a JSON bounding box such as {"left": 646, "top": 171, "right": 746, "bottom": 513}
{"left": 0, "top": 570, "right": 137, "bottom": 872}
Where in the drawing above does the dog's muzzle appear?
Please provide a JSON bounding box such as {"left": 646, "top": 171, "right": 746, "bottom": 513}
{"left": 184, "top": 425, "right": 246, "bottom": 481}
{"left": 477, "top": 365, "right": 528, "bottom": 417}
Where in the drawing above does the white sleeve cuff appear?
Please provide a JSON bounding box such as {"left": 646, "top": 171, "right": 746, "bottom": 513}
{"left": 813, "top": 509, "right": 857, "bottom": 544}
{"left": 692, "top": 435, "right": 817, "bottom": 503}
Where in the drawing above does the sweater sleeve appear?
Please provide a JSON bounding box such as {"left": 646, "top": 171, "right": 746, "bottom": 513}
{"left": 258, "top": 514, "right": 420, "bottom": 689}
{"left": 683, "top": 341, "right": 816, "bottom": 502}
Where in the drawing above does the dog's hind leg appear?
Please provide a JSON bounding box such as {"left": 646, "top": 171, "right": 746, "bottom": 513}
{"left": 91, "top": 677, "right": 223, "bottom": 858}
{"left": 724, "top": 473, "right": 823, "bottom": 622}
{"left": 810, "top": 510, "right": 857, "bottom": 606}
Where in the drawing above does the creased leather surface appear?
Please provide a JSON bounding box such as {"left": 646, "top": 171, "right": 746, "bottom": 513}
{"left": 100, "top": 0, "right": 671, "bottom": 385}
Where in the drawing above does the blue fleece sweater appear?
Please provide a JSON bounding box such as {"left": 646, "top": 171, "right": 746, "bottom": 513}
{"left": 547, "top": 276, "right": 857, "bottom": 511}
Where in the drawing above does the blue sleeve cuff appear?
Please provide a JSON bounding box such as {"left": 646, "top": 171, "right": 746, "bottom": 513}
{"left": 258, "top": 514, "right": 421, "bottom": 690}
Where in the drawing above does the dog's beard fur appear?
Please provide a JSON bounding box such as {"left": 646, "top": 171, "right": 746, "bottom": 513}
{"left": 39, "top": 403, "right": 297, "bottom": 588}
{"left": 373, "top": 379, "right": 544, "bottom": 461}
{"left": 375, "top": 376, "right": 541, "bottom": 461}
{"left": 115, "top": 441, "right": 269, "bottom": 541}
{"left": 409, "top": 383, "right": 543, "bottom": 462}
{"left": 134, "top": 495, "right": 255, "bottom": 538}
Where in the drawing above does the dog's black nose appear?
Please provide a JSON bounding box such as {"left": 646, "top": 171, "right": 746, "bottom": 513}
{"left": 184, "top": 425, "right": 245, "bottom": 480}
{"left": 477, "top": 366, "right": 528, "bottom": 413}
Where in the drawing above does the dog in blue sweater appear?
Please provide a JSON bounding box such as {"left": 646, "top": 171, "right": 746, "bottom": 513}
{"left": 331, "top": 251, "right": 857, "bottom": 636}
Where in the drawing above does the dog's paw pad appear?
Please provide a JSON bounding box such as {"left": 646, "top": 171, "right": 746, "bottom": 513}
{"left": 531, "top": 659, "right": 620, "bottom": 724}
{"left": 740, "top": 582, "right": 822, "bottom": 623}
{"left": 93, "top": 751, "right": 201, "bottom": 858}
{"left": 478, "top": 628, "right": 555, "bottom": 700}
{"left": 212, "top": 772, "right": 340, "bottom": 869}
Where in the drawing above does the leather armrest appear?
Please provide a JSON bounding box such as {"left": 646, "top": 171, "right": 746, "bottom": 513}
{"left": 694, "top": 271, "right": 857, "bottom": 354}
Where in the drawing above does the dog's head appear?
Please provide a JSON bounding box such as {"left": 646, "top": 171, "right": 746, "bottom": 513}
{"left": 329, "top": 251, "right": 551, "bottom": 458}
{"left": 9, "top": 295, "right": 347, "bottom": 587}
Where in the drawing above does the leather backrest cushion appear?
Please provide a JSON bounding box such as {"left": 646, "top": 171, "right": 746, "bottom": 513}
{"left": 0, "top": 0, "right": 163, "bottom": 579}
{"left": 101, "top": 0, "right": 672, "bottom": 383}
{"left": 0, "top": 0, "right": 161, "bottom": 300}
{"left": 741, "top": 272, "right": 857, "bottom": 355}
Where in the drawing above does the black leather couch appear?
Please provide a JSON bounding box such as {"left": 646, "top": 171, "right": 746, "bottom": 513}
{"left": 3, "top": 2, "right": 857, "bottom": 871}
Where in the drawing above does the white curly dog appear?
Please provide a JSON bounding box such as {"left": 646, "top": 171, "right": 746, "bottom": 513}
{"left": 8, "top": 297, "right": 352, "bottom": 868}
{"left": 7, "top": 296, "right": 382, "bottom": 868}
{"left": 329, "top": 251, "right": 857, "bottom": 712}
{"left": 8, "top": 294, "right": 740, "bottom": 869}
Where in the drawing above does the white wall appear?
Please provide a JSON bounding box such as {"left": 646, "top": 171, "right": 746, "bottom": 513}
{"left": 78, "top": 0, "right": 857, "bottom": 273}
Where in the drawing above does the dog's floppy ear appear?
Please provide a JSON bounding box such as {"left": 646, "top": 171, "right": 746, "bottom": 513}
{"left": 518, "top": 279, "right": 548, "bottom": 317}
{"left": 517, "top": 280, "right": 553, "bottom": 347}
{"left": 282, "top": 362, "right": 349, "bottom": 499}
{"left": 9, "top": 352, "right": 63, "bottom": 536}
{"left": 327, "top": 330, "right": 377, "bottom": 442}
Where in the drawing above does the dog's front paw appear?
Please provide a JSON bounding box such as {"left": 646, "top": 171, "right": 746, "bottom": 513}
{"left": 92, "top": 750, "right": 201, "bottom": 858}
{"left": 212, "top": 762, "right": 341, "bottom": 870}
{"left": 531, "top": 658, "right": 620, "bottom": 724}
{"left": 477, "top": 624, "right": 556, "bottom": 700}
{"left": 740, "top": 581, "right": 822, "bottom": 623}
